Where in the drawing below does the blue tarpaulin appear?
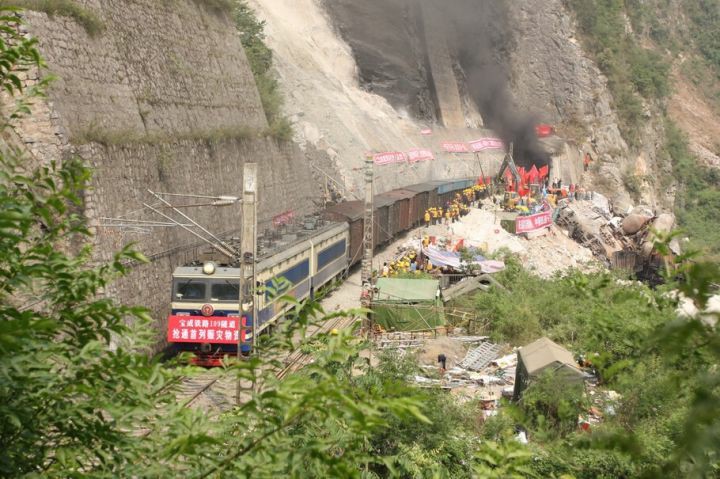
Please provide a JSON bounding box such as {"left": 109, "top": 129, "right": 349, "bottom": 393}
{"left": 422, "top": 246, "right": 504, "bottom": 273}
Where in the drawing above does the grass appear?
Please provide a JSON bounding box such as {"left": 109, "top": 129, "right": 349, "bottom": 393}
{"left": 1, "top": 0, "right": 104, "bottom": 36}
{"left": 71, "top": 124, "right": 263, "bottom": 147}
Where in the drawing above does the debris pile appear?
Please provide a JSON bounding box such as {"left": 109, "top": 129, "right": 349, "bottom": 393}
{"left": 555, "top": 193, "right": 679, "bottom": 274}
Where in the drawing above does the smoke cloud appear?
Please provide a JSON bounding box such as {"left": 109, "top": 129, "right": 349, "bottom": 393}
{"left": 422, "top": 0, "right": 550, "bottom": 168}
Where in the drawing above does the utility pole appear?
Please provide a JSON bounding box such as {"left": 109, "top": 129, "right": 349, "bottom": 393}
{"left": 237, "top": 162, "right": 257, "bottom": 405}
{"left": 360, "top": 156, "right": 374, "bottom": 317}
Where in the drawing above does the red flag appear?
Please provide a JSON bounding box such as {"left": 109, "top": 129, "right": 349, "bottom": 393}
{"left": 528, "top": 165, "right": 539, "bottom": 184}
{"left": 538, "top": 165, "right": 549, "bottom": 179}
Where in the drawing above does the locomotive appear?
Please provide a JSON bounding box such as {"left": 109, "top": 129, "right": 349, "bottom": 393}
{"left": 167, "top": 178, "right": 479, "bottom": 365}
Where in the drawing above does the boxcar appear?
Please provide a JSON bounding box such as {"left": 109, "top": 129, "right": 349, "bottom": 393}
{"left": 380, "top": 189, "right": 416, "bottom": 231}
{"left": 375, "top": 192, "right": 402, "bottom": 238}
{"left": 403, "top": 183, "right": 436, "bottom": 225}
{"left": 374, "top": 195, "right": 395, "bottom": 245}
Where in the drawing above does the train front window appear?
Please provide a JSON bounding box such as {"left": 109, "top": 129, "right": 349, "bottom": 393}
{"left": 211, "top": 282, "right": 239, "bottom": 302}
{"left": 175, "top": 280, "right": 207, "bottom": 301}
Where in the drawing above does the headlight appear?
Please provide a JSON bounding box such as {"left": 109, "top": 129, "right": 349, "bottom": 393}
{"left": 202, "top": 262, "right": 216, "bottom": 275}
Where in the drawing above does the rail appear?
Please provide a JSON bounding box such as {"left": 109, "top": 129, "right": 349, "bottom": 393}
{"left": 176, "top": 373, "right": 224, "bottom": 409}
{"left": 276, "top": 312, "right": 358, "bottom": 380}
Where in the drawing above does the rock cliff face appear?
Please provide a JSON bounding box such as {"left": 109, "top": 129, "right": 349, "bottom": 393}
{"left": 508, "top": 0, "right": 672, "bottom": 212}
{"left": 8, "top": 0, "right": 319, "bottom": 345}
{"left": 248, "top": 0, "right": 506, "bottom": 198}
{"left": 318, "top": 0, "right": 673, "bottom": 212}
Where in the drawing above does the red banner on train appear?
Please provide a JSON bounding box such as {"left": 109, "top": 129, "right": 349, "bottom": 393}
{"left": 515, "top": 210, "right": 553, "bottom": 234}
{"left": 273, "top": 210, "right": 295, "bottom": 226}
{"left": 407, "top": 148, "right": 435, "bottom": 163}
{"left": 167, "top": 315, "right": 241, "bottom": 344}
{"left": 441, "top": 142, "right": 470, "bottom": 153}
{"left": 373, "top": 151, "right": 407, "bottom": 165}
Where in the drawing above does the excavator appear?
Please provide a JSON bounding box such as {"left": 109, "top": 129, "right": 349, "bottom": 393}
{"left": 495, "top": 143, "right": 523, "bottom": 211}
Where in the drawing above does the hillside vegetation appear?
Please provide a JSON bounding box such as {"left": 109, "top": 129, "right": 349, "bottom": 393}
{"left": 566, "top": 0, "right": 720, "bottom": 260}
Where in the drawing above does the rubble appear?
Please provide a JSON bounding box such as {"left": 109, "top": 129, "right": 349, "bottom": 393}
{"left": 459, "top": 341, "right": 502, "bottom": 370}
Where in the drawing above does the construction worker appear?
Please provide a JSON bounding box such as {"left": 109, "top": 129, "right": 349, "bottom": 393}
{"left": 424, "top": 209, "right": 431, "bottom": 228}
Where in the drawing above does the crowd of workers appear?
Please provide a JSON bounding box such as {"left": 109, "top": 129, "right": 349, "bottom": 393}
{"left": 423, "top": 184, "right": 487, "bottom": 228}
{"left": 380, "top": 248, "right": 433, "bottom": 277}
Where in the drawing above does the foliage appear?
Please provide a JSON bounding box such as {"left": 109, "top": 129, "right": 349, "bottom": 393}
{"left": 462, "top": 255, "right": 674, "bottom": 370}
{"left": 565, "top": 0, "right": 670, "bottom": 146}
{"left": 0, "top": 0, "right": 104, "bottom": 36}
{"left": 463, "top": 242, "right": 720, "bottom": 477}
{"left": 664, "top": 120, "right": 720, "bottom": 259}
{"left": 519, "top": 370, "right": 588, "bottom": 438}
{"left": 473, "top": 440, "right": 538, "bottom": 479}
{"left": 232, "top": 0, "right": 293, "bottom": 141}
{"left": 360, "top": 351, "right": 482, "bottom": 478}
{"left": 0, "top": 14, "right": 186, "bottom": 476}
{"left": 686, "top": 0, "right": 720, "bottom": 72}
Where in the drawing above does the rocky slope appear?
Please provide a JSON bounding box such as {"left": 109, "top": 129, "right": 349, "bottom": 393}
{"left": 267, "top": 0, "right": 678, "bottom": 213}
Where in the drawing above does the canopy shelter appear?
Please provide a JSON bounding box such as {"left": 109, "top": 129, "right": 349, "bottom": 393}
{"left": 372, "top": 278, "right": 444, "bottom": 332}
{"left": 422, "top": 246, "right": 505, "bottom": 273}
{"left": 512, "top": 337, "right": 587, "bottom": 400}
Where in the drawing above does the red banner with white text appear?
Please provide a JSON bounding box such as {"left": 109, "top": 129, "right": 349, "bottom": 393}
{"left": 167, "top": 315, "right": 241, "bottom": 344}
{"left": 515, "top": 210, "right": 553, "bottom": 234}
{"left": 373, "top": 151, "right": 407, "bottom": 165}
{"left": 441, "top": 142, "right": 470, "bottom": 153}
{"left": 406, "top": 148, "right": 435, "bottom": 163}
{"left": 469, "top": 138, "right": 505, "bottom": 152}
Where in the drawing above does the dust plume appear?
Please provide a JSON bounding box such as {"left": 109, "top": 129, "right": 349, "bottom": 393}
{"left": 422, "top": 0, "right": 550, "bottom": 168}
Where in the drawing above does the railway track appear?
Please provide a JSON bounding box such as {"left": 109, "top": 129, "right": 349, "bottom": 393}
{"left": 176, "top": 372, "right": 234, "bottom": 410}
{"left": 176, "top": 289, "right": 361, "bottom": 409}
{"left": 277, "top": 312, "right": 359, "bottom": 380}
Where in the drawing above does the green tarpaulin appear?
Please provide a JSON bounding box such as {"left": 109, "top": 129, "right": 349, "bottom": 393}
{"left": 372, "top": 278, "right": 444, "bottom": 331}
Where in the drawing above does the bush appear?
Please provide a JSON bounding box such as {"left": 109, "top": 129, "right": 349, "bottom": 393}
{"left": 0, "top": 0, "right": 104, "bottom": 36}
{"left": 664, "top": 120, "right": 720, "bottom": 258}
{"left": 233, "top": 0, "right": 294, "bottom": 141}
{"left": 565, "top": 0, "right": 671, "bottom": 147}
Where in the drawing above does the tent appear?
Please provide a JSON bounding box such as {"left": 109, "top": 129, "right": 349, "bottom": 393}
{"left": 372, "top": 278, "right": 444, "bottom": 331}
{"left": 512, "top": 337, "right": 587, "bottom": 400}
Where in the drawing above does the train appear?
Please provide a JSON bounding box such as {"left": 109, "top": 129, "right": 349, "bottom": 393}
{"left": 166, "top": 177, "right": 479, "bottom": 365}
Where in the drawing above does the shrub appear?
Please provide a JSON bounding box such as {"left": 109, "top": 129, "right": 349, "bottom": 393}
{"left": 233, "top": 0, "right": 293, "bottom": 141}
{"left": 0, "top": 0, "right": 104, "bottom": 36}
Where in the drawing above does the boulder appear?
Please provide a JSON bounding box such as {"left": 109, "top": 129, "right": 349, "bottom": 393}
{"left": 641, "top": 213, "right": 676, "bottom": 256}
{"left": 621, "top": 214, "right": 651, "bottom": 235}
